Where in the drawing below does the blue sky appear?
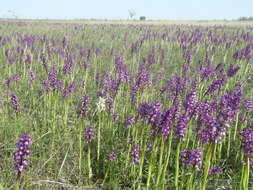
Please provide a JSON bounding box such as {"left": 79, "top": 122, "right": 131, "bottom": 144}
{"left": 0, "top": 0, "right": 252, "bottom": 20}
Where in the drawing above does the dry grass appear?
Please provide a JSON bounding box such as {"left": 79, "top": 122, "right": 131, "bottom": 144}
{"left": 1, "top": 18, "right": 253, "bottom": 26}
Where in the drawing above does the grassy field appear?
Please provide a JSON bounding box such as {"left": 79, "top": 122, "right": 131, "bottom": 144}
{"left": 0, "top": 19, "right": 253, "bottom": 189}
{"left": 2, "top": 18, "right": 253, "bottom": 26}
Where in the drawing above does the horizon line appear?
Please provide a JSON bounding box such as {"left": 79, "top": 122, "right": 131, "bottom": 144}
{"left": 0, "top": 17, "right": 250, "bottom": 21}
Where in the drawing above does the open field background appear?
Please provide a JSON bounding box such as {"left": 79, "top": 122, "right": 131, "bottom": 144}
{"left": 0, "top": 19, "right": 253, "bottom": 189}
{"left": 1, "top": 18, "right": 253, "bottom": 26}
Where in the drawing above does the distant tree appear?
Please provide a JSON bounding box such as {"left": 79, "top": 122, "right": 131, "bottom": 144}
{"left": 238, "top": 17, "right": 247, "bottom": 21}
{"left": 139, "top": 16, "right": 146, "bottom": 21}
{"left": 128, "top": 9, "right": 136, "bottom": 19}
{"left": 7, "top": 10, "right": 18, "bottom": 19}
{"left": 238, "top": 16, "right": 253, "bottom": 21}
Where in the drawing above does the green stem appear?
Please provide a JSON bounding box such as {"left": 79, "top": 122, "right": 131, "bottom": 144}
{"left": 15, "top": 182, "right": 20, "bottom": 190}
{"left": 161, "top": 134, "right": 173, "bottom": 189}
{"left": 241, "top": 158, "right": 250, "bottom": 190}
{"left": 146, "top": 163, "right": 153, "bottom": 189}
{"left": 79, "top": 124, "right": 83, "bottom": 181}
{"left": 137, "top": 129, "right": 145, "bottom": 190}
{"left": 187, "top": 170, "right": 195, "bottom": 190}
{"left": 97, "top": 113, "right": 102, "bottom": 161}
{"left": 125, "top": 128, "right": 132, "bottom": 169}
{"left": 217, "top": 143, "right": 222, "bottom": 164}
{"left": 180, "top": 167, "right": 185, "bottom": 190}
{"left": 202, "top": 143, "right": 214, "bottom": 190}
{"left": 16, "top": 173, "right": 21, "bottom": 190}
{"left": 240, "top": 164, "right": 245, "bottom": 190}
{"left": 64, "top": 100, "right": 69, "bottom": 127}
{"left": 233, "top": 113, "right": 239, "bottom": 141}
{"left": 175, "top": 141, "right": 181, "bottom": 189}
{"left": 156, "top": 136, "right": 165, "bottom": 187}
{"left": 87, "top": 145, "right": 93, "bottom": 180}
{"left": 146, "top": 138, "right": 157, "bottom": 189}
{"left": 227, "top": 129, "right": 231, "bottom": 158}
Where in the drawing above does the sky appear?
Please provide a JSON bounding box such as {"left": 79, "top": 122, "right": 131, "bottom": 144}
{"left": 0, "top": 0, "right": 252, "bottom": 20}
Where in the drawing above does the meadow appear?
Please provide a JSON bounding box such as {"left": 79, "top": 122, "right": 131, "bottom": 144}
{"left": 0, "top": 19, "right": 253, "bottom": 189}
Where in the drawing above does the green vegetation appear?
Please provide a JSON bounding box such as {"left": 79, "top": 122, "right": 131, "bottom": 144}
{"left": 0, "top": 20, "right": 252, "bottom": 189}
